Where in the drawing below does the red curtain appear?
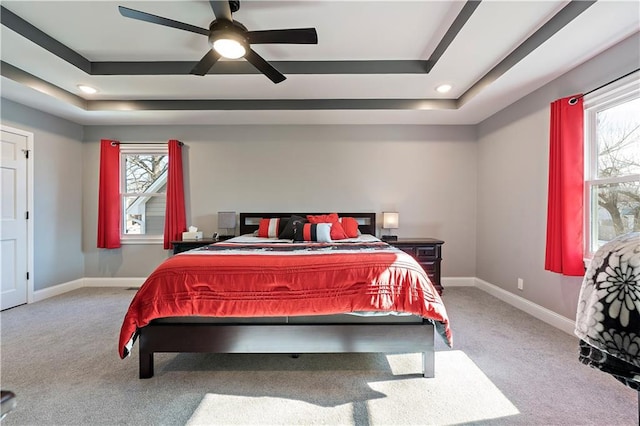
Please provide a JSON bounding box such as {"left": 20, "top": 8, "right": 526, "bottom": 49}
{"left": 545, "top": 95, "right": 584, "bottom": 276}
{"left": 164, "top": 140, "right": 187, "bottom": 250}
{"left": 97, "top": 139, "right": 121, "bottom": 249}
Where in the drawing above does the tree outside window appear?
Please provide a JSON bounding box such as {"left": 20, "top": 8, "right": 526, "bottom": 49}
{"left": 585, "top": 74, "right": 640, "bottom": 254}
{"left": 120, "top": 145, "right": 168, "bottom": 240}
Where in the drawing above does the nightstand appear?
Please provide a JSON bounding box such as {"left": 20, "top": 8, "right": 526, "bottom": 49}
{"left": 170, "top": 236, "right": 233, "bottom": 255}
{"left": 386, "top": 238, "right": 444, "bottom": 295}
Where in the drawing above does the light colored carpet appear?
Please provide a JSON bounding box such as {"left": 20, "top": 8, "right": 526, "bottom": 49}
{"left": 0, "top": 286, "right": 637, "bottom": 425}
{"left": 186, "top": 351, "right": 519, "bottom": 425}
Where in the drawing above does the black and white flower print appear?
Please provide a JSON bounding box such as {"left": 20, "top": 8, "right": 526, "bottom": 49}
{"left": 597, "top": 249, "right": 640, "bottom": 327}
{"left": 575, "top": 278, "right": 605, "bottom": 340}
{"left": 575, "top": 232, "right": 640, "bottom": 389}
{"left": 597, "top": 329, "right": 640, "bottom": 368}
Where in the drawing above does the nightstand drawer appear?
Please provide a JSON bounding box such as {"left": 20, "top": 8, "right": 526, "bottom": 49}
{"left": 386, "top": 238, "right": 444, "bottom": 295}
{"left": 419, "top": 260, "right": 437, "bottom": 270}
{"left": 396, "top": 247, "right": 416, "bottom": 256}
{"left": 416, "top": 246, "right": 439, "bottom": 258}
{"left": 419, "top": 259, "right": 438, "bottom": 274}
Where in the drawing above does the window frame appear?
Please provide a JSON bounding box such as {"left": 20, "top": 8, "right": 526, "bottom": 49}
{"left": 119, "top": 144, "right": 168, "bottom": 244}
{"left": 583, "top": 71, "right": 640, "bottom": 258}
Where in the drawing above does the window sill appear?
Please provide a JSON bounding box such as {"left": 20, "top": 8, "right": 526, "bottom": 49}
{"left": 121, "top": 237, "right": 164, "bottom": 245}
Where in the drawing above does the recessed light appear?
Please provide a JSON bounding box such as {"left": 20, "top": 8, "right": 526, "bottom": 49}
{"left": 77, "top": 84, "right": 98, "bottom": 94}
{"left": 436, "top": 84, "right": 452, "bottom": 94}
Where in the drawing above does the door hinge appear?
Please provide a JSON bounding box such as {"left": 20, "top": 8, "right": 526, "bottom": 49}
{"left": 25, "top": 211, "right": 29, "bottom": 220}
{"left": 26, "top": 272, "right": 30, "bottom": 280}
{"left": 22, "top": 149, "right": 30, "bottom": 159}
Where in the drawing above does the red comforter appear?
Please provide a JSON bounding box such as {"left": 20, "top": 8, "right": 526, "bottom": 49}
{"left": 119, "top": 240, "right": 452, "bottom": 358}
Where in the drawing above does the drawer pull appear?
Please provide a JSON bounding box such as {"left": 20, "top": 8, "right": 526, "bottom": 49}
{"left": 417, "top": 247, "right": 437, "bottom": 257}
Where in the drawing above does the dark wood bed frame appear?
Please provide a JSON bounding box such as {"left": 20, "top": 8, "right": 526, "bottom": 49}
{"left": 137, "top": 212, "right": 436, "bottom": 379}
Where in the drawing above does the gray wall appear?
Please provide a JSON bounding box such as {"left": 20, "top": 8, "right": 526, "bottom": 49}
{"left": 0, "top": 98, "right": 84, "bottom": 290}
{"left": 476, "top": 33, "right": 640, "bottom": 319}
{"left": 82, "top": 125, "right": 478, "bottom": 278}
{"left": 2, "top": 32, "right": 637, "bottom": 323}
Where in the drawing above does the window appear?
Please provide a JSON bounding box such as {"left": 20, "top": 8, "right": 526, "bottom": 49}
{"left": 584, "top": 72, "right": 640, "bottom": 256}
{"left": 120, "top": 144, "right": 168, "bottom": 243}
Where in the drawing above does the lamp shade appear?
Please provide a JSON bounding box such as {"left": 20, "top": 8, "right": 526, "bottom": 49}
{"left": 218, "top": 211, "right": 236, "bottom": 229}
{"left": 382, "top": 212, "right": 399, "bottom": 229}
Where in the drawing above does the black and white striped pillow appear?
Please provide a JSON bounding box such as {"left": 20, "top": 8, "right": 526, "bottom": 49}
{"left": 293, "top": 222, "right": 332, "bottom": 242}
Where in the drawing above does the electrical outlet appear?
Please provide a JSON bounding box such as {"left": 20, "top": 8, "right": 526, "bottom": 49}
{"left": 517, "top": 278, "right": 524, "bottom": 291}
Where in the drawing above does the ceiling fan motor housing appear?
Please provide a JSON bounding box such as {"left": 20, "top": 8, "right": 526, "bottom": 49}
{"left": 208, "top": 19, "right": 249, "bottom": 50}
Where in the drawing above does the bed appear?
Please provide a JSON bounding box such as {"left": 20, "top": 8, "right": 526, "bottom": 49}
{"left": 119, "top": 212, "right": 452, "bottom": 379}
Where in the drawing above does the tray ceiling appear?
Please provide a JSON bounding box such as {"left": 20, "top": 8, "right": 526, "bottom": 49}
{"left": 1, "top": 1, "right": 639, "bottom": 125}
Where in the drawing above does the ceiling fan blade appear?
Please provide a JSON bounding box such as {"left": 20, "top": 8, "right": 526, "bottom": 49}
{"left": 118, "top": 6, "right": 209, "bottom": 36}
{"left": 247, "top": 28, "right": 318, "bottom": 44}
{"left": 209, "top": 0, "right": 233, "bottom": 21}
{"left": 190, "top": 49, "right": 222, "bottom": 76}
{"left": 244, "top": 49, "right": 286, "bottom": 84}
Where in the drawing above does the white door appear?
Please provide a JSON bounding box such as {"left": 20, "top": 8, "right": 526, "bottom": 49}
{"left": 1, "top": 127, "right": 30, "bottom": 310}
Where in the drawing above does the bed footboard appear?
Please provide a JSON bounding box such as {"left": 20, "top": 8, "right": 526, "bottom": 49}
{"left": 138, "top": 322, "right": 435, "bottom": 379}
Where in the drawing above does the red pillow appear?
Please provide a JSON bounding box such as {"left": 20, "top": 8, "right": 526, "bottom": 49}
{"left": 339, "top": 217, "right": 359, "bottom": 238}
{"left": 257, "top": 218, "right": 282, "bottom": 238}
{"left": 307, "top": 213, "right": 339, "bottom": 224}
{"left": 329, "top": 221, "right": 348, "bottom": 240}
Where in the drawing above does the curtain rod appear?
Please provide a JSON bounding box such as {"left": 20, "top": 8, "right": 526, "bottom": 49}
{"left": 584, "top": 68, "right": 639, "bottom": 96}
{"left": 110, "top": 141, "right": 184, "bottom": 146}
{"left": 570, "top": 68, "right": 639, "bottom": 104}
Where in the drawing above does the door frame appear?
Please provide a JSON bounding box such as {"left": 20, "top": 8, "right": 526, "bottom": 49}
{"left": 1, "top": 124, "right": 34, "bottom": 304}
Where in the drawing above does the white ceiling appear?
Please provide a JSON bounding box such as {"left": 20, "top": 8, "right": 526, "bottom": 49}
{"left": 1, "top": 0, "right": 639, "bottom": 126}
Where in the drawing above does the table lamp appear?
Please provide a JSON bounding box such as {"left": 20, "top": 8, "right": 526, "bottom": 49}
{"left": 217, "top": 211, "right": 236, "bottom": 240}
{"left": 381, "top": 212, "right": 399, "bottom": 241}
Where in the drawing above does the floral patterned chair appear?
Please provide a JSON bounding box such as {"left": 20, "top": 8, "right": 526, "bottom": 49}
{"left": 575, "top": 232, "right": 640, "bottom": 392}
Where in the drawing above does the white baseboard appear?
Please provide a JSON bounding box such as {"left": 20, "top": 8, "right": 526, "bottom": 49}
{"left": 32, "top": 277, "right": 144, "bottom": 302}
{"left": 473, "top": 278, "right": 575, "bottom": 336}
{"left": 82, "top": 277, "right": 145, "bottom": 288}
{"left": 441, "top": 277, "right": 475, "bottom": 287}
{"left": 32, "top": 275, "right": 575, "bottom": 336}
{"left": 32, "top": 278, "right": 85, "bottom": 303}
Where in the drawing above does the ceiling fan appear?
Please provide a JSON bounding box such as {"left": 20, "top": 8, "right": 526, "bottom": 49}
{"left": 118, "top": 0, "right": 318, "bottom": 84}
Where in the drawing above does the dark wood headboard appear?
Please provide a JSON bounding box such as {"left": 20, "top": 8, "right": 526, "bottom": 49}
{"left": 239, "top": 212, "right": 377, "bottom": 236}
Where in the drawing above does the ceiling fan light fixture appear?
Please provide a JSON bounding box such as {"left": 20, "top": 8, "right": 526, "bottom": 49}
{"left": 213, "top": 38, "right": 246, "bottom": 59}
